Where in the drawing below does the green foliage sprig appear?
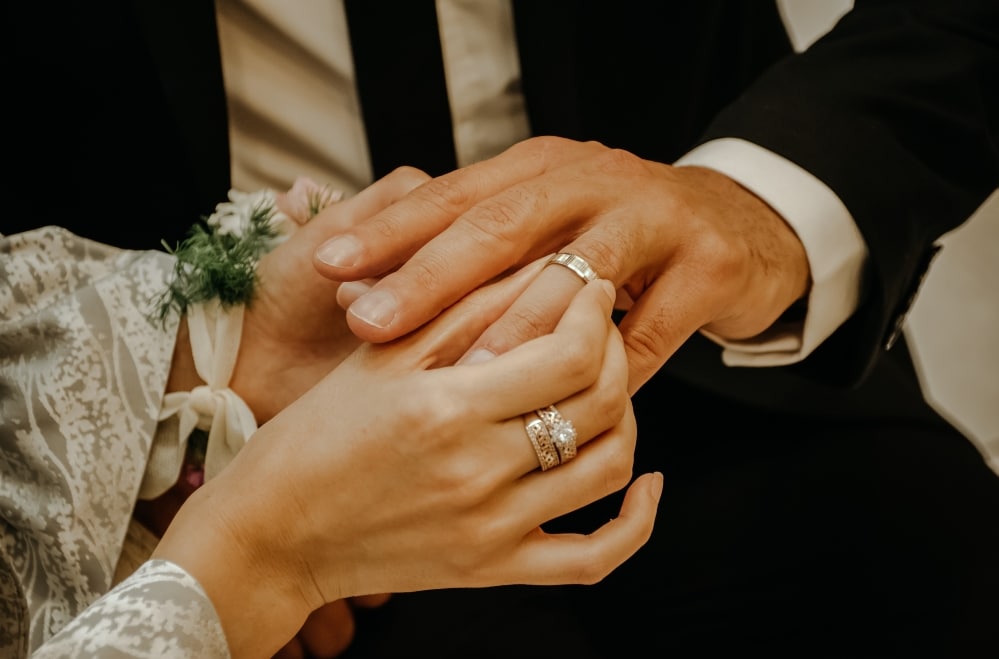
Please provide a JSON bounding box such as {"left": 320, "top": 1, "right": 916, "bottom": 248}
{"left": 155, "top": 196, "right": 283, "bottom": 324}
{"left": 152, "top": 179, "right": 342, "bottom": 326}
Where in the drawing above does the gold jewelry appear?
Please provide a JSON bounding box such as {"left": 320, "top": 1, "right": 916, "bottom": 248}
{"left": 524, "top": 416, "right": 561, "bottom": 471}
{"left": 547, "top": 252, "right": 599, "bottom": 284}
{"left": 536, "top": 404, "right": 577, "bottom": 464}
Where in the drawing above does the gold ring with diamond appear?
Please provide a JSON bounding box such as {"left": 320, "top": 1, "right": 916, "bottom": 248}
{"left": 547, "top": 252, "right": 599, "bottom": 284}
{"left": 535, "top": 404, "right": 577, "bottom": 464}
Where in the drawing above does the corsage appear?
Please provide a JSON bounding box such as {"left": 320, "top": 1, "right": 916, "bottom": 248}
{"left": 140, "top": 177, "right": 341, "bottom": 499}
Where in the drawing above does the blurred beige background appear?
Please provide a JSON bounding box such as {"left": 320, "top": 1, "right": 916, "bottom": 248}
{"left": 779, "top": 0, "right": 999, "bottom": 470}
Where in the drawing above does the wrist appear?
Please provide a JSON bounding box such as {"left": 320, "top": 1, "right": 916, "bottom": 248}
{"left": 169, "top": 307, "right": 275, "bottom": 426}
{"left": 152, "top": 474, "right": 313, "bottom": 657}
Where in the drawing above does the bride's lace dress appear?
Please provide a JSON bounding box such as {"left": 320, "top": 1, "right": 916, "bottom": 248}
{"left": 1, "top": 228, "right": 227, "bottom": 658}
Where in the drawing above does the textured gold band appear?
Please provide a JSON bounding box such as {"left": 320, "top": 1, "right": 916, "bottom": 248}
{"left": 547, "top": 252, "right": 599, "bottom": 284}
{"left": 524, "top": 416, "right": 561, "bottom": 471}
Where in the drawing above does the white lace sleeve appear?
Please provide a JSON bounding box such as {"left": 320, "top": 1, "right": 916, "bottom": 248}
{"left": 0, "top": 228, "right": 213, "bottom": 656}
{"left": 31, "top": 559, "right": 230, "bottom": 658}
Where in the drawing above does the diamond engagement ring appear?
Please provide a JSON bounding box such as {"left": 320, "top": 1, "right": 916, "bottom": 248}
{"left": 547, "top": 252, "right": 599, "bottom": 284}
{"left": 535, "top": 404, "right": 578, "bottom": 464}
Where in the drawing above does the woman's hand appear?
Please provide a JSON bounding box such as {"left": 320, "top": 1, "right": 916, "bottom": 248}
{"left": 154, "top": 267, "right": 662, "bottom": 658}
{"left": 160, "top": 172, "right": 433, "bottom": 656}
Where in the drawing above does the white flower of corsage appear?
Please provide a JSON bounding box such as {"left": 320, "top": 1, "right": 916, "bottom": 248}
{"left": 155, "top": 176, "right": 342, "bottom": 322}
{"left": 208, "top": 188, "right": 284, "bottom": 237}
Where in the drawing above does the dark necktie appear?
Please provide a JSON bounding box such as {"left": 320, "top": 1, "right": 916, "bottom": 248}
{"left": 344, "top": 0, "right": 458, "bottom": 180}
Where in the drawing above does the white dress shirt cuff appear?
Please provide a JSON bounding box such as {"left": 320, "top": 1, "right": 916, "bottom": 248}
{"left": 674, "top": 137, "right": 869, "bottom": 366}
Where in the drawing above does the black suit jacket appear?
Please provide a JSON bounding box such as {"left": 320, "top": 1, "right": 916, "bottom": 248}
{"left": 6, "top": 0, "right": 997, "bottom": 402}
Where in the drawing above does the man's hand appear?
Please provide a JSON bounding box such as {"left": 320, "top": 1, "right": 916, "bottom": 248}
{"left": 313, "top": 136, "right": 810, "bottom": 393}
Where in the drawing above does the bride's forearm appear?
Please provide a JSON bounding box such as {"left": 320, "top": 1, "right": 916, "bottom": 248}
{"left": 151, "top": 471, "right": 314, "bottom": 658}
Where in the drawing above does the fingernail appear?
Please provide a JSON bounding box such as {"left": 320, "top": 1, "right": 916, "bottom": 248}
{"left": 316, "top": 235, "right": 362, "bottom": 268}
{"left": 598, "top": 279, "right": 616, "bottom": 302}
{"left": 348, "top": 290, "right": 398, "bottom": 329}
{"left": 459, "top": 348, "right": 496, "bottom": 365}
{"left": 336, "top": 280, "right": 373, "bottom": 308}
{"left": 650, "top": 472, "right": 664, "bottom": 502}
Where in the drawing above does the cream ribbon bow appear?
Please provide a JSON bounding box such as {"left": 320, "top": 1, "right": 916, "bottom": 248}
{"left": 140, "top": 302, "right": 257, "bottom": 499}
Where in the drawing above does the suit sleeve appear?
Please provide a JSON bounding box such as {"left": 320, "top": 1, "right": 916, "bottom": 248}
{"left": 699, "top": 0, "right": 999, "bottom": 384}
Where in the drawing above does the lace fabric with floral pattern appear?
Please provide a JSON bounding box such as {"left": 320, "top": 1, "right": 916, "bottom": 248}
{"left": 0, "top": 228, "right": 227, "bottom": 658}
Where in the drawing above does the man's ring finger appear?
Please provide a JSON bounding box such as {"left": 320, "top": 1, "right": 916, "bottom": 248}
{"left": 547, "top": 253, "right": 599, "bottom": 284}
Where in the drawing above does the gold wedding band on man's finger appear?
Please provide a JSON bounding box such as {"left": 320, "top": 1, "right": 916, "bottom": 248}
{"left": 546, "top": 252, "right": 600, "bottom": 285}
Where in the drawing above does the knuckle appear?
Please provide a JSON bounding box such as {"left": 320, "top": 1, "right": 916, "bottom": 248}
{"left": 674, "top": 219, "right": 744, "bottom": 285}
{"left": 510, "top": 136, "right": 610, "bottom": 172}
{"left": 386, "top": 165, "right": 432, "bottom": 192}
{"left": 696, "top": 231, "right": 742, "bottom": 276}
{"left": 464, "top": 189, "right": 537, "bottom": 245}
{"left": 583, "top": 138, "right": 609, "bottom": 150}
{"left": 594, "top": 346, "right": 629, "bottom": 417}
{"left": 368, "top": 211, "right": 403, "bottom": 239}
{"left": 434, "top": 389, "right": 470, "bottom": 429}
{"left": 438, "top": 460, "right": 492, "bottom": 506}
{"left": 574, "top": 231, "right": 628, "bottom": 283}
{"left": 575, "top": 568, "right": 603, "bottom": 586}
{"left": 621, "top": 316, "right": 669, "bottom": 369}
{"left": 592, "top": 387, "right": 628, "bottom": 433}
{"left": 602, "top": 448, "right": 634, "bottom": 494}
{"left": 503, "top": 301, "right": 561, "bottom": 345}
{"left": 580, "top": 560, "right": 614, "bottom": 586}
{"left": 409, "top": 251, "right": 452, "bottom": 293}
{"left": 397, "top": 388, "right": 463, "bottom": 441}
{"left": 390, "top": 164, "right": 429, "bottom": 181}
{"left": 565, "top": 551, "right": 608, "bottom": 585}
{"left": 420, "top": 175, "right": 473, "bottom": 213}
{"left": 512, "top": 135, "right": 585, "bottom": 170}
{"left": 516, "top": 135, "right": 565, "bottom": 157}
{"left": 553, "top": 340, "right": 597, "bottom": 388}
{"left": 594, "top": 147, "right": 648, "bottom": 177}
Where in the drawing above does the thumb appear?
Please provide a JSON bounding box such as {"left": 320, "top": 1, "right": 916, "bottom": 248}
{"left": 305, "top": 167, "right": 431, "bottom": 269}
